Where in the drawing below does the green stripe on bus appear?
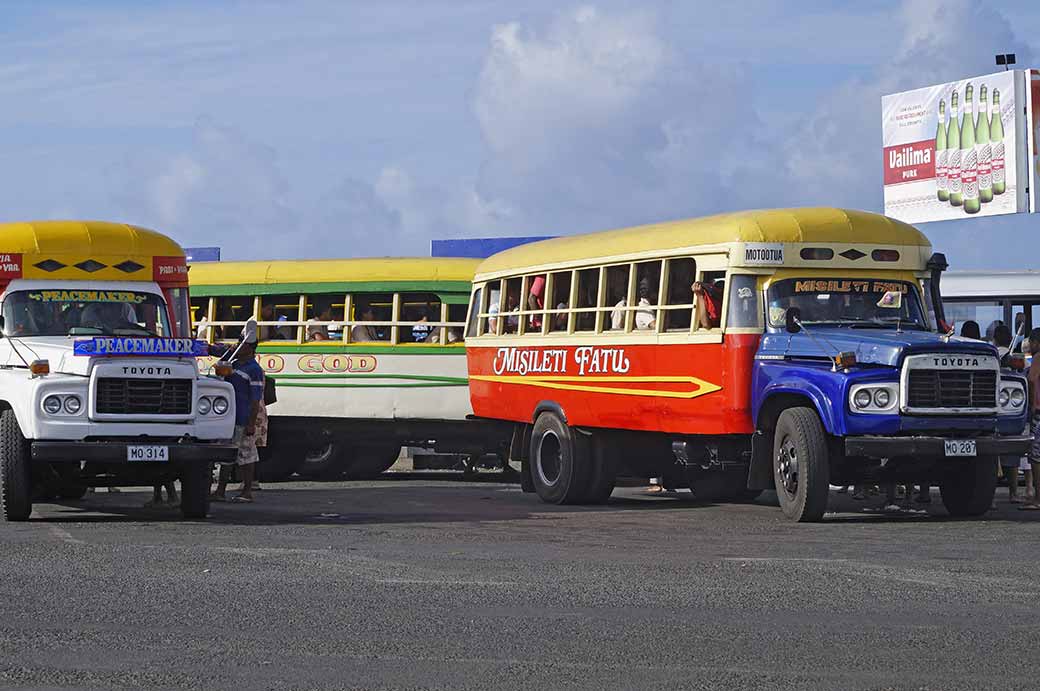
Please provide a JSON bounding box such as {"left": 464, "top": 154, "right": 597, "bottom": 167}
{"left": 192, "top": 281, "right": 472, "bottom": 296}
{"left": 270, "top": 374, "right": 469, "bottom": 384}
{"left": 255, "top": 345, "right": 466, "bottom": 354}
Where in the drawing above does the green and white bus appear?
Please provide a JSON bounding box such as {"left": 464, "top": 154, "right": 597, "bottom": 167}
{"left": 189, "top": 257, "right": 509, "bottom": 480}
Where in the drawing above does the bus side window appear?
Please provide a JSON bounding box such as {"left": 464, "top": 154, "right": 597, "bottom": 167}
{"left": 633, "top": 261, "right": 661, "bottom": 331}
{"left": 467, "top": 286, "right": 483, "bottom": 339}
{"left": 575, "top": 268, "right": 600, "bottom": 332}
{"left": 398, "top": 292, "right": 441, "bottom": 344}
{"left": 695, "top": 271, "right": 726, "bottom": 331}
{"left": 189, "top": 297, "right": 211, "bottom": 339}
{"left": 480, "top": 281, "right": 502, "bottom": 336}
{"left": 213, "top": 295, "right": 253, "bottom": 342}
{"left": 523, "top": 274, "right": 546, "bottom": 335}
{"left": 444, "top": 303, "right": 467, "bottom": 344}
{"left": 548, "top": 271, "right": 572, "bottom": 333}
{"left": 259, "top": 294, "right": 301, "bottom": 342}
{"left": 503, "top": 277, "right": 522, "bottom": 334}
{"left": 663, "top": 258, "right": 696, "bottom": 331}
{"left": 350, "top": 293, "right": 393, "bottom": 342}
{"left": 725, "top": 275, "right": 760, "bottom": 329}
{"left": 605, "top": 264, "right": 631, "bottom": 331}
{"left": 304, "top": 294, "right": 345, "bottom": 342}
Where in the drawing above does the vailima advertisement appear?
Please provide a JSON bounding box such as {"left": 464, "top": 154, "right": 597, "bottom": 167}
{"left": 882, "top": 69, "right": 1033, "bottom": 224}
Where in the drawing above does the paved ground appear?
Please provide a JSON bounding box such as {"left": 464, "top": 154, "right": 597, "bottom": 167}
{"left": 1, "top": 474, "right": 1038, "bottom": 691}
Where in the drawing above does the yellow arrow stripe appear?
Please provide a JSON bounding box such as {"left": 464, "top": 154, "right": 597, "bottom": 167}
{"left": 468, "top": 374, "right": 722, "bottom": 399}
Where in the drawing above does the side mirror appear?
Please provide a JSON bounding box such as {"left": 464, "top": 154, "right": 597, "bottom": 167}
{"left": 785, "top": 307, "right": 802, "bottom": 334}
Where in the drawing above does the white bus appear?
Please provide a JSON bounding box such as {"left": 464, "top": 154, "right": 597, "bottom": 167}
{"left": 941, "top": 271, "right": 1040, "bottom": 343}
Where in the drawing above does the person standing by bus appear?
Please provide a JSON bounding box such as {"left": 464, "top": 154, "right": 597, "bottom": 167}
{"left": 1022, "top": 329, "right": 1040, "bottom": 510}
{"left": 212, "top": 331, "right": 264, "bottom": 503}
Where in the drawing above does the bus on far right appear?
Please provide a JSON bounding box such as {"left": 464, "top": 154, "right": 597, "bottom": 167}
{"left": 942, "top": 271, "right": 1040, "bottom": 348}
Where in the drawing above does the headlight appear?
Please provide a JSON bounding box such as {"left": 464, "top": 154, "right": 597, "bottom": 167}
{"left": 1011, "top": 388, "right": 1026, "bottom": 408}
{"left": 43, "top": 395, "right": 63, "bottom": 415}
{"left": 999, "top": 389, "right": 1010, "bottom": 407}
{"left": 999, "top": 383, "right": 1027, "bottom": 412}
{"left": 873, "top": 389, "right": 891, "bottom": 408}
{"left": 197, "top": 397, "right": 212, "bottom": 415}
{"left": 212, "top": 396, "right": 229, "bottom": 415}
{"left": 850, "top": 383, "right": 898, "bottom": 414}
{"left": 853, "top": 390, "right": 873, "bottom": 409}
{"left": 63, "top": 396, "right": 82, "bottom": 414}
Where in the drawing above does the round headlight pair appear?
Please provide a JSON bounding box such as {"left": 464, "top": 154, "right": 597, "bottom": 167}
{"left": 198, "top": 395, "right": 229, "bottom": 416}
{"left": 1000, "top": 387, "right": 1025, "bottom": 409}
{"left": 852, "top": 386, "right": 893, "bottom": 411}
{"left": 43, "top": 395, "right": 82, "bottom": 415}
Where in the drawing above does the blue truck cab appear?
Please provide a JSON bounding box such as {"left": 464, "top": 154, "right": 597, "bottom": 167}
{"left": 746, "top": 255, "right": 1031, "bottom": 521}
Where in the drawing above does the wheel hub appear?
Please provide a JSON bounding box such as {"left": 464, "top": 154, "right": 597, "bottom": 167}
{"left": 537, "top": 431, "right": 562, "bottom": 487}
{"left": 777, "top": 438, "right": 799, "bottom": 496}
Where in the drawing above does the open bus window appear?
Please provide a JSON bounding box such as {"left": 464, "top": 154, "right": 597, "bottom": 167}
{"left": 213, "top": 295, "right": 254, "bottom": 341}
{"left": 466, "top": 287, "right": 482, "bottom": 339}
{"left": 944, "top": 300, "right": 1002, "bottom": 340}
{"left": 548, "top": 271, "right": 572, "bottom": 333}
{"left": 350, "top": 293, "right": 392, "bottom": 342}
{"left": 190, "top": 297, "right": 210, "bottom": 339}
{"left": 480, "top": 281, "right": 501, "bottom": 336}
{"left": 726, "top": 274, "right": 760, "bottom": 329}
{"left": 575, "top": 268, "right": 599, "bottom": 332}
{"left": 695, "top": 270, "right": 726, "bottom": 330}
{"left": 304, "top": 294, "right": 345, "bottom": 342}
{"left": 663, "top": 258, "right": 696, "bottom": 331}
{"left": 398, "top": 293, "right": 441, "bottom": 344}
{"left": 440, "top": 303, "right": 467, "bottom": 344}
{"left": 524, "top": 274, "right": 546, "bottom": 335}
{"left": 632, "top": 261, "right": 661, "bottom": 331}
{"left": 503, "top": 277, "right": 522, "bottom": 334}
{"left": 605, "top": 264, "right": 631, "bottom": 331}
{"left": 259, "top": 295, "right": 300, "bottom": 342}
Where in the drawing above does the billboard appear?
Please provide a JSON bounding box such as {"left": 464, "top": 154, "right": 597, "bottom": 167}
{"left": 430, "top": 237, "right": 554, "bottom": 259}
{"left": 1031, "top": 69, "right": 1040, "bottom": 213}
{"left": 184, "top": 246, "right": 221, "bottom": 263}
{"left": 882, "top": 69, "right": 1031, "bottom": 224}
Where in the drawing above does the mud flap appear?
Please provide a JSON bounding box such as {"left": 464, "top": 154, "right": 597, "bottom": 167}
{"left": 747, "top": 430, "right": 775, "bottom": 491}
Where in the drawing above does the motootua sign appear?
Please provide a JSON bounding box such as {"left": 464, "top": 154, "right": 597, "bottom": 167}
{"left": 493, "top": 346, "right": 631, "bottom": 377}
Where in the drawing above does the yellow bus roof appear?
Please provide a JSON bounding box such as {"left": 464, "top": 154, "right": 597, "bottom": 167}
{"left": 189, "top": 257, "right": 480, "bottom": 296}
{"left": 476, "top": 208, "right": 931, "bottom": 277}
{"left": 0, "top": 220, "right": 184, "bottom": 282}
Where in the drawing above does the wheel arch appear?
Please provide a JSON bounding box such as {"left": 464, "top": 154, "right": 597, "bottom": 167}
{"left": 532, "top": 400, "right": 567, "bottom": 424}
{"left": 748, "top": 390, "right": 830, "bottom": 491}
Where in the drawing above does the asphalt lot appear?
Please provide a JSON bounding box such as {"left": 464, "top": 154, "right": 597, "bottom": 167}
{"left": 1, "top": 474, "right": 1039, "bottom": 691}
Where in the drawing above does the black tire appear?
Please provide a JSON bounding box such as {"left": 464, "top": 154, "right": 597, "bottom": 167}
{"left": 581, "top": 434, "right": 617, "bottom": 504}
{"left": 0, "top": 409, "right": 32, "bottom": 521}
{"left": 772, "top": 407, "right": 830, "bottom": 522}
{"left": 344, "top": 445, "right": 401, "bottom": 480}
{"left": 256, "top": 444, "right": 304, "bottom": 482}
{"left": 528, "top": 412, "right": 591, "bottom": 504}
{"left": 939, "top": 456, "right": 997, "bottom": 517}
{"left": 180, "top": 462, "right": 211, "bottom": 519}
{"left": 299, "top": 438, "right": 347, "bottom": 480}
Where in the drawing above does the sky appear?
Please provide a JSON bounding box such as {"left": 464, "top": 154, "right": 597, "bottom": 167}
{"left": 0, "top": 0, "right": 1038, "bottom": 268}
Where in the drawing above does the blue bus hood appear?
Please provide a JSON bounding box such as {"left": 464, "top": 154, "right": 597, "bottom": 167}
{"left": 759, "top": 328, "right": 999, "bottom": 368}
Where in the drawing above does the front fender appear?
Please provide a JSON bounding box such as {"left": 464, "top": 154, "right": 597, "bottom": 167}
{"left": 756, "top": 378, "right": 840, "bottom": 435}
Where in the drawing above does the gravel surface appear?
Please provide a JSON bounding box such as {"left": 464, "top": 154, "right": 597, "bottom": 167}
{"left": 1, "top": 477, "right": 1038, "bottom": 690}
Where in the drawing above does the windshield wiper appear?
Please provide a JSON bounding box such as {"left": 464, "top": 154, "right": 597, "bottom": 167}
{"left": 113, "top": 327, "right": 159, "bottom": 337}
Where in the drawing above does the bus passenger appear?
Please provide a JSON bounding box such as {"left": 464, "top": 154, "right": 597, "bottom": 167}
{"left": 693, "top": 280, "right": 723, "bottom": 329}
{"left": 635, "top": 277, "right": 656, "bottom": 330}
{"left": 351, "top": 305, "right": 380, "bottom": 342}
{"left": 960, "top": 320, "right": 981, "bottom": 340}
{"left": 306, "top": 301, "right": 333, "bottom": 341}
{"left": 527, "top": 275, "right": 545, "bottom": 329}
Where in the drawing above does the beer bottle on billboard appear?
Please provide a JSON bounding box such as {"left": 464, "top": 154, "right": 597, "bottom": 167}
{"left": 976, "top": 84, "right": 993, "bottom": 203}
{"left": 935, "top": 99, "right": 948, "bottom": 201}
{"left": 991, "top": 88, "right": 1006, "bottom": 195}
{"left": 948, "top": 89, "right": 962, "bottom": 206}
{"left": 961, "top": 83, "right": 980, "bottom": 214}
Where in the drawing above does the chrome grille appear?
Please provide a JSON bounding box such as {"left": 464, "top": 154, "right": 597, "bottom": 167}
{"left": 96, "top": 378, "right": 192, "bottom": 415}
{"left": 906, "top": 370, "right": 997, "bottom": 409}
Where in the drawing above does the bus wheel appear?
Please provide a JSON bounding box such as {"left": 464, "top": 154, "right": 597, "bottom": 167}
{"left": 180, "top": 462, "right": 212, "bottom": 519}
{"left": 300, "top": 439, "right": 347, "bottom": 480}
{"left": 772, "top": 408, "right": 829, "bottom": 522}
{"left": 0, "top": 409, "right": 32, "bottom": 521}
{"left": 529, "top": 412, "right": 590, "bottom": 504}
{"left": 939, "top": 457, "right": 996, "bottom": 517}
{"left": 345, "top": 445, "right": 401, "bottom": 480}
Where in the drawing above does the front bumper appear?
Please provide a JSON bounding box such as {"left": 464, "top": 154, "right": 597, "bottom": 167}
{"left": 845, "top": 434, "right": 1033, "bottom": 458}
{"left": 31, "top": 440, "right": 238, "bottom": 464}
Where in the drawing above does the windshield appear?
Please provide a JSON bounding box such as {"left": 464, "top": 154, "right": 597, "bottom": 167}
{"left": 767, "top": 278, "right": 929, "bottom": 330}
{"left": 1, "top": 289, "right": 172, "bottom": 338}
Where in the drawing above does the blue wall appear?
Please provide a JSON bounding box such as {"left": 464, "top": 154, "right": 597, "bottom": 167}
{"left": 185, "top": 247, "right": 221, "bottom": 263}
{"left": 430, "top": 237, "right": 555, "bottom": 259}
